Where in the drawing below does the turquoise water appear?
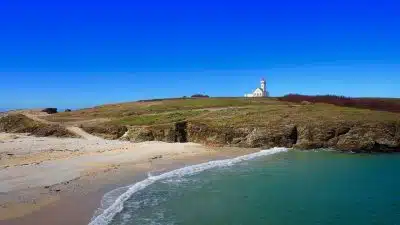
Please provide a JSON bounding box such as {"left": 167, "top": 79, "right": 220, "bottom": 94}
{"left": 101, "top": 150, "right": 400, "bottom": 225}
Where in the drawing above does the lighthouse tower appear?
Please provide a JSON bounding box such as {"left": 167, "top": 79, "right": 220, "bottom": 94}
{"left": 244, "top": 77, "right": 270, "bottom": 97}
{"left": 260, "top": 78, "right": 267, "bottom": 97}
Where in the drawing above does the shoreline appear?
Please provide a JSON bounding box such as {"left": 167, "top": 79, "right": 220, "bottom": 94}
{"left": 0, "top": 132, "right": 258, "bottom": 225}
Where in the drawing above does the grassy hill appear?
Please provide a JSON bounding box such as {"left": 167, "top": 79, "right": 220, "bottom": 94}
{"left": 3, "top": 97, "right": 398, "bottom": 152}
{"left": 45, "top": 98, "right": 279, "bottom": 123}
{"left": 46, "top": 97, "right": 399, "bottom": 126}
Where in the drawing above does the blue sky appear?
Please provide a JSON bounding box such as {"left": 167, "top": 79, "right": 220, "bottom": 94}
{"left": 0, "top": 0, "right": 399, "bottom": 109}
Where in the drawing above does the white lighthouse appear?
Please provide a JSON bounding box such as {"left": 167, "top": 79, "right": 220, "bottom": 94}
{"left": 245, "top": 78, "right": 269, "bottom": 97}
{"left": 260, "top": 78, "right": 267, "bottom": 96}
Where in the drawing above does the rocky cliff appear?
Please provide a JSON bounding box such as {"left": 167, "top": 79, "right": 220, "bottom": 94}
{"left": 8, "top": 98, "right": 400, "bottom": 152}
{"left": 121, "top": 120, "right": 400, "bottom": 153}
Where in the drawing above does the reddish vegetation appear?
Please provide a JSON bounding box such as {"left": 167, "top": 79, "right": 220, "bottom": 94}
{"left": 279, "top": 94, "right": 400, "bottom": 113}
{"left": 191, "top": 94, "right": 210, "bottom": 98}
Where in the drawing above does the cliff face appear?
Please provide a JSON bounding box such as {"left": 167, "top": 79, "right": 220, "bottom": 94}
{"left": 293, "top": 122, "right": 400, "bottom": 152}
{"left": 80, "top": 124, "right": 128, "bottom": 140}
{"left": 121, "top": 122, "right": 188, "bottom": 143}
{"left": 122, "top": 121, "right": 400, "bottom": 153}
{"left": 14, "top": 98, "right": 399, "bottom": 152}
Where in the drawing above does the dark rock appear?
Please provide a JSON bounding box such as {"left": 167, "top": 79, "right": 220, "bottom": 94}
{"left": 175, "top": 121, "right": 188, "bottom": 143}
{"left": 150, "top": 155, "right": 163, "bottom": 160}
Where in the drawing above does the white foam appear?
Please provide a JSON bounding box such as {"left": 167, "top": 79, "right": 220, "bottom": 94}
{"left": 88, "top": 147, "right": 288, "bottom": 225}
{"left": 91, "top": 185, "right": 131, "bottom": 220}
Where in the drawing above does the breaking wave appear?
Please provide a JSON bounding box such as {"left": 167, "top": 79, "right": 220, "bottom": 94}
{"left": 88, "top": 147, "right": 289, "bottom": 225}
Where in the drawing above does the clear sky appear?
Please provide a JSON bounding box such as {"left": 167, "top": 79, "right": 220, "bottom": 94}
{"left": 0, "top": 0, "right": 399, "bottom": 110}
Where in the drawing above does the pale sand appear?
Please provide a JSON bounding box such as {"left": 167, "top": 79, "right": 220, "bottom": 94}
{"left": 0, "top": 132, "right": 254, "bottom": 225}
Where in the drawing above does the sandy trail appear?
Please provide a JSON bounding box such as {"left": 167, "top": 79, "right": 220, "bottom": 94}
{"left": 19, "top": 112, "right": 56, "bottom": 125}
{"left": 19, "top": 112, "right": 101, "bottom": 140}
{"left": 65, "top": 126, "right": 102, "bottom": 140}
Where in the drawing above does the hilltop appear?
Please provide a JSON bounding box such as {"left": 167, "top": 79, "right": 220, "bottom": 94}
{"left": 15, "top": 96, "right": 395, "bottom": 153}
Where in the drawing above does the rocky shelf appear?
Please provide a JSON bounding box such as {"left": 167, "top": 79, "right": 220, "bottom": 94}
{"left": 117, "top": 120, "right": 400, "bottom": 153}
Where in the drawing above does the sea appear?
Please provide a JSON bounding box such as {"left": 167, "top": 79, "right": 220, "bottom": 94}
{"left": 89, "top": 148, "right": 400, "bottom": 225}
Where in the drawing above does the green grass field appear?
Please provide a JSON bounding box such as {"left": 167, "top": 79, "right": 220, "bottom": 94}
{"left": 45, "top": 97, "right": 400, "bottom": 128}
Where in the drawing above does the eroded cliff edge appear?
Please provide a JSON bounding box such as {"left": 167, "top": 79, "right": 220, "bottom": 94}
{"left": 117, "top": 120, "right": 400, "bottom": 153}
{"left": 4, "top": 98, "right": 400, "bottom": 153}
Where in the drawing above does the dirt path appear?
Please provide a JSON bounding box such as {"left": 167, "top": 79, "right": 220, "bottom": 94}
{"left": 21, "top": 113, "right": 99, "bottom": 140}
{"left": 20, "top": 107, "right": 246, "bottom": 141}
{"left": 21, "top": 112, "right": 57, "bottom": 125}
{"left": 65, "top": 126, "right": 102, "bottom": 141}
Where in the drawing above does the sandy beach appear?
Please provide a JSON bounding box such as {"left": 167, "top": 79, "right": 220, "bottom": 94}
{"left": 0, "top": 132, "right": 253, "bottom": 225}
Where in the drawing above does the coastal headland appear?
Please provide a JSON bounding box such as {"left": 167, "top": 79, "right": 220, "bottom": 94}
{"left": 0, "top": 96, "right": 399, "bottom": 224}
{"left": 41, "top": 96, "right": 400, "bottom": 152}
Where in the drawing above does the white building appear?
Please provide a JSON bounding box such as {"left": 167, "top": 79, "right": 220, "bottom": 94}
{"left": 245, "top": 78, "right": 269, "bottom": 97}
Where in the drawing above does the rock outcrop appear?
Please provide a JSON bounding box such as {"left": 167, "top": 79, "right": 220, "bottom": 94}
{"left": 80, "top": 124, "right": 128, "bottom": 140}
{"left": 122, "top": 120, "right": 400, "bottom": 153}
{"left": 122, "top": 122, "right": 188, "bottom": 143}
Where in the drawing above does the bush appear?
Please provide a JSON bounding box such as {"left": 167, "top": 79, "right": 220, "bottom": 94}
{"left": 42, "top": 108, "right": 58, "bottom": 114}
{"left": 279, "top": 94, "right": 400, "bottom": 113}
{"left": 137, "top": 97, "right": 184, "bottom": 102}
{"left": 191, "top": 94, "right": 209, "bottom": 98}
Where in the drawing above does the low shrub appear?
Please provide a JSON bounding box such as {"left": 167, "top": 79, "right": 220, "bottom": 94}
{"left": 279, "top": 94, "right": 400, "bottom": 113}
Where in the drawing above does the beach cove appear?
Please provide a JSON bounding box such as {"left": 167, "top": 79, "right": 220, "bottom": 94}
{"left": 1, "top": 97, "right": 399, "bottom": 225}
{"left": 0, "top": 132, "right": 258, "bottom": 225}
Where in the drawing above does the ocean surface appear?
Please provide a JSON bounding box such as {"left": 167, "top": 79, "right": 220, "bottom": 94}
{"left": 90, "top": 149, "right": 400, "bottom": 225}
